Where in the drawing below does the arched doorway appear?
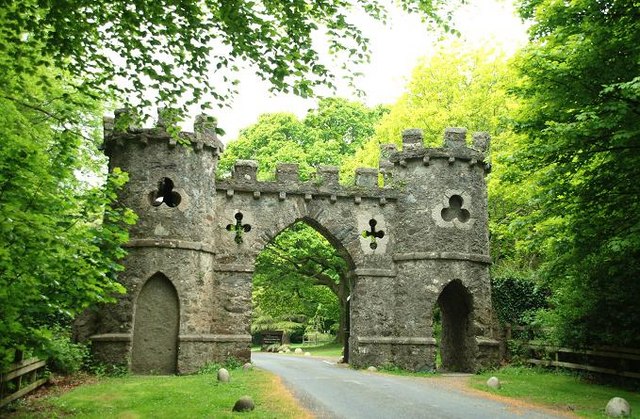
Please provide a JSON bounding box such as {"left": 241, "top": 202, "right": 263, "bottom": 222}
{"left": 251, "top": 219, "right": 354, "bottom": 361}
{"left": 131, "top": 273, "right": 180, "bottom": 374}
{"left": 436, "top": 279, "right": 474, "bottom": 372}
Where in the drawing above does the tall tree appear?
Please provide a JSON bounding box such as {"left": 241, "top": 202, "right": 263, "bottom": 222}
{"left": 509, "top": 0, "right": 640, "bottom": 347}
{"left": 0, "top": 70, "right": 136, "bottom": 368}
{"left": 341, "top": 46, "right": 515, "bottom": 176}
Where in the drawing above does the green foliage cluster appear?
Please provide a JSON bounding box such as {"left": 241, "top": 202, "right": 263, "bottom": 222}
{"left": 218, "top": 98, "right": 388, "bottom": 179}
{"left": 1, "top": 0, "right": 460, "bottom": 114}
{"left": 505, "top": 0, "right": 640, "bottom": 347}
{"left": 0, "top": 46, "right": 136, "bottom": 370}
{"left": 491, "top": 278, "right": 548, "bottom": 326}
{"left": 46, "top": 330, "right": 90, "bottom": 375}
{"left": 341, "top": 45, "right": 516, "bottom": 178}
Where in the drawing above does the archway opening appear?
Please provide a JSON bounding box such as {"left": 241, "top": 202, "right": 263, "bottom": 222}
{"left": 436, "top": 279, "right": 474, "bottom": 372}
{"left": 131, "top": 273, "right": 180, "bottom": 374}
{"left": 252, "top": 219, "right": 354, "bottom": 362}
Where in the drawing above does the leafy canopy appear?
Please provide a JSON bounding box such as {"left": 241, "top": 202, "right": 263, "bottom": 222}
{"left": 1, "top": 0, "right": 462, "bottom": 113}
{"left": 341, "top": 45, "right": 515, "bottom": 176}
{"left": 0, "top": 69, "right": 136, "bottom": 368}
{"left": 508, "top": 0, "right": 640, "bottom": 347}
{"left": 219, "top": 97, "right": 387, "bottom": 180}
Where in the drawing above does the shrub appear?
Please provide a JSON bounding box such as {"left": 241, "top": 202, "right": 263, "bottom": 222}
{"left": 46, "top": 333, "right": 89, "bottom": 375}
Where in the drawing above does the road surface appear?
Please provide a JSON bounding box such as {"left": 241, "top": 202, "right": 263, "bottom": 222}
{"left": 252, "top": 353, "right": 569, "bottom": 419}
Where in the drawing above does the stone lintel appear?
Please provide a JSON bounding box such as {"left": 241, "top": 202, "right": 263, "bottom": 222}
{"left": 90, "top": 333, "right": 132, "bottom": 342}
{"left": 476, "top": 337, "right": 500, "bottom": 346}
{"left": 214, "top": 264, "right": 255, "bottom": 273}
{"left": 393, "top": 251, "right": 491, "bottom": 264}
{"left": 125, "top": 239, "right": 215, "bottom": 255}
{"left": 354, "top": 268, "right": 397, "bottom": 277}
{"left": 357, "top": 336, "right": 436, "bottom": 345}
{"left": 179, "top": 334, "right": 252, "bottom": 343}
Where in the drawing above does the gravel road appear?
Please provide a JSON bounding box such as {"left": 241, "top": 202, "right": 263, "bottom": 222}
{"left": 252, "top": 352, "right": 569, "bottom": 419}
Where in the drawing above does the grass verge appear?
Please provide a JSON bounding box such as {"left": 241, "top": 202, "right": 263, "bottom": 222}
{"left": 251, "top": 342, "right": 344, "bottom": 358}
{"left": 296, "top": 342, "right": 343, "bottom": 357}
{"left": 471, "top": 366, "right": 640, "bottom": 418}
{"left": 6, "top": 367, "right": 311, "bottom": 418}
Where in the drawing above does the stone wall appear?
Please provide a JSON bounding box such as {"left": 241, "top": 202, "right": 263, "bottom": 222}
{"left": 86, "top": 110, "right": 500, "bottom": 374}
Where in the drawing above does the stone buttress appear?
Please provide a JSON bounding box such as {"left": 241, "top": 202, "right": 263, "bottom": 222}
{"left": 86, "top": 111, "right": 499, "bottom": 374}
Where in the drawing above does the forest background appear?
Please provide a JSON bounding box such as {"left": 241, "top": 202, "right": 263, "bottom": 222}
{"left": 0, "top": 0, "right": 638, "bottom": 372}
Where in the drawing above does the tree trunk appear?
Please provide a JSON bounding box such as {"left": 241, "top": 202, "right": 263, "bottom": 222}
{"left": 334, "top": 275, "right": 351, "bottom": 345}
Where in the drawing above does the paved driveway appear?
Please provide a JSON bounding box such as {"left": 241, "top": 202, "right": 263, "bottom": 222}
{"left": 252, "top": 353, "right": 570, "bottom": 419}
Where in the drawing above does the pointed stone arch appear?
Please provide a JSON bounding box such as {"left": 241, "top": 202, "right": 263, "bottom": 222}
{"left": 436, "top": 279, "right": 475, "bottom": 372}
{"left": 131, "top": 272, "right": 180, "bottom": 374}
{"left": 254, "top": 216, "right": 357, "bottom": 359}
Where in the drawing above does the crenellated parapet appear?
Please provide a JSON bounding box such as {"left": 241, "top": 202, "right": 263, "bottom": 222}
{"left": 90, "top": 112, "right": 499, "bottom": 376}
{"left": 380, "top": 127, "right": 491, "bottom": 173}
{"left": 216, "top": 161, "right": 399, "bottom": 205}
{"left": 103, "top": 108, "right": 224, "bottom": 155}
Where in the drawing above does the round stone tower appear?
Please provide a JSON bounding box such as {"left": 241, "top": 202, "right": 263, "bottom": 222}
{"left": 377, "top": 127, "right": 498, "bottom": 372}
{"left": 91, "top": 109, "right": 225, "bottom": 374}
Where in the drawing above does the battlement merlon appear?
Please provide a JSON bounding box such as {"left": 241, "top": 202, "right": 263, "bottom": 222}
{"left": 217, "top": 160, "right": 399, "bottom": 202}
{"left": 102, "top": 108, "right": 224, "bottom": 155}
{"left": 380, "top": 128, "right": 491, "bottom": 172}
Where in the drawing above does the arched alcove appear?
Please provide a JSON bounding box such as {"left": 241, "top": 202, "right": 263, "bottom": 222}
{"left": 131, "top": 272, "right": 180, "bottom": 374}
{"left": 436, "top": 279, "right": 474, "bottom": 372}
{"left": 252, "top": 217, "right": 355, "bottom": 362}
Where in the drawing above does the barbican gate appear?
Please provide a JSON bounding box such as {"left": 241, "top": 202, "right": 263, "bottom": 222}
{"left": 83, "top": 110, "right": 500, "bottom": 374}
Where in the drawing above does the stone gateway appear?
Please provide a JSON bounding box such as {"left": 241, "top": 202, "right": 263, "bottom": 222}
{"left": 84, "top": 111, "right": 500, "bottom": 374}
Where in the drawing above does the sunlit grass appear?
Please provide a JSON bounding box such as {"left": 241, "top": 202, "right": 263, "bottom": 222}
{"left": 9, "top": 368, "right": 311, "bottom": 418}
{"left": 252, "top": 341, "right": 344, "bottom": 358}
{"left": 471, "top": 366, "right": 640, "bottom": 418}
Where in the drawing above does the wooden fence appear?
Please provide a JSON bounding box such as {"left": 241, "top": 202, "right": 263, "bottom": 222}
{"left": 505, "top": 324, "right": 640, "bottom": 380}
{"left": 0, "top": 355, "right": 49, "bottom": 408}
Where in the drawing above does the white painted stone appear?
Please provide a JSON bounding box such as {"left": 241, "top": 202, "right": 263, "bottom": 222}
{"left": 304, "top": 352, "right": 311, "bottom": 357}
{"left": 217, "top": 368, "right": 230, "bottom": 383}
{"left": 606, "top": 397, "right": 631, "bottom": 417}
{"left": 294, "top": 348, "right": 303, "bottom": 354}
{"left": 486, "top": 376, "right": 501, "bottom": 389}
{"left": 367, "top": 366, "right": 378, "bottom": 372}
{"left": 242, "top": 362, "right": 253, "bottom": 371}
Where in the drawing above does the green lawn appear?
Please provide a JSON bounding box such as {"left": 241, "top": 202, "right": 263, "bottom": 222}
{"left": 471, "top": 366, "right": 640, "bottom": 418}
{"left": 7, "top": 368, "right": 311, "bottom": 418}
{"left": 296, "top": 342, "right": 343, "bottom": 357}
{"left": 252, "top": 341, "right": 344, "bottom": 358}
